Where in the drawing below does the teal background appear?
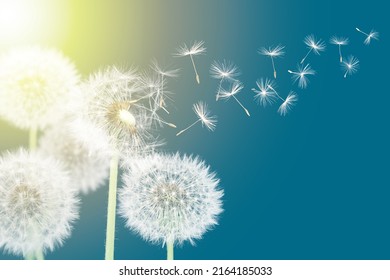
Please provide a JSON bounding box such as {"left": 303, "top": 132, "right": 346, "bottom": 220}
{"left": 0, "top": 0, "right": 388, "bottom": 259}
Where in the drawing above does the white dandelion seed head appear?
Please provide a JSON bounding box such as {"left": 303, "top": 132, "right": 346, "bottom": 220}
{"left": 174, "top": 41, "right": 206, "bottom": 57}
{"left": 38, "top": 125, "right": 110, "bottom": 195}
{"left": 289, "top": 64, "right": 316, "bottom": 89}
{"left": 330, "top": 36, "right": 349, "bottom": 45}
{"left": 304, "top": 34, "right": 326, "bottom": 54}
{"left": 193, "top": 101, "right": 217, "bottom": 131}
{"left": 219, "top": 81, "right": 244, "bottom": 100}
{"left": 74, "top": 66, "right": 162, "bottom": 157}
{"left": 0, "top": 149, "right": 79, "bottom": 258}
{"left": 0, "top": 46, "right": 80, "bottom": 130}
{"left": 119, "top": 152, "right": 223, "bottom": 245}
{"left": 209, "top": 60, "right": 240, "bottom": 80}
{"left": 342, "top": 55, "right": 360, "bottom": 77}
{"left": 259, "top": 45, "right": 285, "bottom": 57}
{"left": 278, "top": 91, "right": 298, "bottom": 116}
{"left": 252, "top": 78, "right": 277, "bottom": 107}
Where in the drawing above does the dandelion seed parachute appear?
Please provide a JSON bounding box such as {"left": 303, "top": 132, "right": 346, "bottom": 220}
{"left": 301, "top": 35, "right": 326, "bottom": 64}
{"left": 174, "top": 41, "right": 206, "bottom": 84}
{"left": 278, "top": 91, "right": 298, "bottom": 116}
{"left": 0, "top": 149, "right": 79, "bottom": 259}
{"left": 341, "top": 55, "right": 359, "bottom": 78}
{"left": 288, "top": 64, "right": 316, "bottom": 89}
{"left": 0, "top": 46, "right": 80, "bottom": 130}
{"left": 355, "top": 27, "right": 379, "bottom": 45}
{"left": 38, "top": 125, "right": 110, "bottom": 194}
{"left": 259, "top": 45, "right": 285, "bottom": 78}
{"left": 219, "top": 81, "right": 250, "bottom": 116}
{"left": 119, "top": 153, "right": 223, "bottom": 255}
{"left": 252, "top": 78, "right": 278, "bottom": 107}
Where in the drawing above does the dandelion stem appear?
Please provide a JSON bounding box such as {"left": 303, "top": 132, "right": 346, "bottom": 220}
{"left": 300, "top": 48, "right": 312, "bottom": 64}
{"left": 29, "top": 125, "right": 38, "bottom": 150}
{"left": 232, "top": 95, "right": 250, "bottom": 116}
{"left": 356, "top": 27, "right": 368, "bottom": 36}
{"left": 167, "top": 241, "right": 174, "bottom": 260}
{"left": 268, "top": 85, "right": 285, "bottom": 102}
{"left": 105, "top": 153, "right": 119, "bottom": 260}
{"left": 338, "top": 45, "right": 343, "bottom": 62}
{"left": 25, "top": 252, "right": 35, "bottom": 260}
{"left": 189, "top": 54, "right": 200, "bottom": 84}
{"left": 216, "top": 79, "right": 223, "bottom": 101}
{"left": 176, "top": 119, "right": 201, "bottom": 136}
{"left": 271, "top": 57, "right": 277, "bottom": 78}
{"left": 35, "top": 249, "right": 44, "bottom": 260}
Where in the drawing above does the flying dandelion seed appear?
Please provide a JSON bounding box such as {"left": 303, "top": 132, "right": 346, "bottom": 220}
{"left": 277, "top": 91, "right": 298, "bottom": 116}
{"left": 38, "top": 125, "right": 110, "bottom": 194}
{"left": 0, "top": 149, "right": 79, "bottom": 260}
{"left": 259, "top": 45, "right": 285, "bottom": 78}
{"left": 300, "top": 34, "right": 326, "bottom": 64}
{"left": 176, "top": 102, "right": 217, "bottom": 136}
{"left": 355, "top": 27, "right": 379, "bottom": 45}
{"left": 288, "top": 64, "right": 316, "bottom": 89}
{"left": 119, "top": 153, "right": 223, "bottom": 260}
{"left": 219, "top": 81, "right": 250, "bottom": 116}
{"left": 251, "top": 78, "right": 278, "bottom": 107}
{"left": 174, "top": 41, "right": 206, "bottom": 84}
{"left": 210, "top": 60, "right": 240, "bottom": 101}
{"left": 341, "top": 55, "right": 359, "bottom": 78}
{"left": 0, "top": 46, "right": 80, "bottom": 149}
{"left": 150, "top": 59, "right": 180, "bottom": 114}
{"left": 330, "top": 36, "right": 349, "bottom": 62}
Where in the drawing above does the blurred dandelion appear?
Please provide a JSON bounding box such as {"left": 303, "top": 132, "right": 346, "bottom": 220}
{"left": 288, "top": 64, "right": 316, "bottom": 89}
{"left": 176, "top": 102, "right": 217, "bottom": 136}
{"left": 330, "top": 36, "right": 349, "bottom": 62}
{"left": 219, "top": 81, "right": 250, "bottom": 116}
{"left": 0, "top": 149, "right": 78, "bottom": 259}
{"left": 277, "top": 91, "right": 298, "bottom": 116}
{"left": 300, "top": 35, "right": 326, "bottom": 64}
{"left": 174, "top": 41, "right": 206, "bottom": 84}
{"left": 355, "top": 27, "right": 379, "bottom": 45}
{"left": 259, "top": 45, "right": 285, "bottom": 78}
{"left": 38, "top": 125, "right": 110, "bottom": 194}
{"left": 341, "top": 55, "right": 359, "bottom": 78}
{"left": 210, "top": 60, "right": 240, "bottom": 101}
{"left": 251, "top": 78, "right": 278, "bottom": 107}
{"left": 0, "top": 46, "right": 80, "bottom": 150}
{"left": 119, "top": 153, "right": 223, "bottom": 260}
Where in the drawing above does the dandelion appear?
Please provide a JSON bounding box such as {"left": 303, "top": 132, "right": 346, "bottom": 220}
{"left": 219, "top": 81, "right": 250, "bottom": 116}
{"left": 0, "top": 46, "right": 80, "bottom": 150}
{"left": 251, "top": 78, "right": 278, "bottom": 107}
{"left": 341, "top": 55, "right": 359, "bottom": 78}
{"left": 330, "top": 36, "right": 349, "bottom": 62}
{"left": 210, "top": 60, "right": 240, "bottom": 101}
{"left": 259, "top": 45, "right": 285, "bottom": 78}
{"left": 300, "top": 35, "right": 326, "bottom": 64}
{"left": 277, "top": 91, "right": 298, "bottom": 116}
{"left": 176, "top": 102, "right": 217, "bottom": 136}
{"left": 38, "top": 125, "right": 110, "bottom": 194}
{"left": 288, "top": 64, "right": 316, "bottom": 89}
{"left": 74, "top": 66, "right": 162, "bottom": 260}
{"left": 355, "top": 27, "right": 379, "bottom": 45}
{"left": 119, "top": 153, "right": 223, "bottom": 260}
{"left": 0, "top": 149, "right": 78, "bottom": 259}
{"left": 174, "top": 41, "right": 206, "bottom": 84}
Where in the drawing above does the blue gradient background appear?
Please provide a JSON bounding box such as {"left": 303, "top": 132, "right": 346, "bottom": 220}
{"left": 0, "top": 0, "right": 388, "bottom": 260}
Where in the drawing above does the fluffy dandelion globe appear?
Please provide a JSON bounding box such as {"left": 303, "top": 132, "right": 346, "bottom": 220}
{"left": 74, "top": 66, "right": 160, "bottom": 157}
{"left": 0, "top": 149, "right": 79, "bottom": 259}
{"left": 119, "top": 153, "right": 223, "bottom": 259}
{"left": 38, "top": 125, "right": 110, "bottom": 194}
{"left": 0, "top": 46, "right": 80, "bottom": 130}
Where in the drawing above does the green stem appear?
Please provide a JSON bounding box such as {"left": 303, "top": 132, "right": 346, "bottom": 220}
{"left": 105, "top": 153, "right": 119, "bottom": 260}
{"left": 35, "top": 249, "right": 44, "bottom": 260}
{"left": 24, "top": 252, "right": 35, "bottom": 260}
{"left": 167, "top": 241, "right": 174, "bottom": 260}
{"left": 29, "top": 125, "right": 38, "bottom": 150}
